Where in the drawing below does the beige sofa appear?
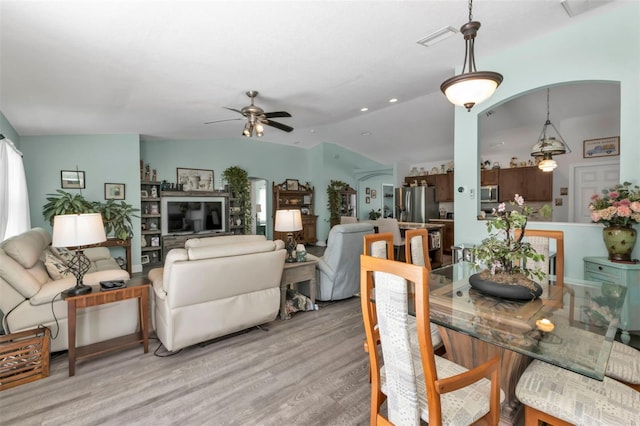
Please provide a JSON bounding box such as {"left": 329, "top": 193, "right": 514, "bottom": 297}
{"left": 149, "top": 235, "right": 286, "bottom": 351}
{"left": 0, "top": 228, "right": 135, "bottom": 352}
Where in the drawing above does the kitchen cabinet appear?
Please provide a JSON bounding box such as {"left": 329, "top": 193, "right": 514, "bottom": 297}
{"left": 498, "top": 167, "right": 552, "bottom": 202}
{"left": 435, "top": 173, "right": 454, "bottom": 202}
{"left": 403, "top": 175, "right": 434, "bottom": 187}
{"left": 273, "top": 180, "right": 317, "bottom": 245}
{"left": 584, "top": 257, "right": 640, "bottom": 345}
{"left": 429, "top": 219, "right": 454, "bottom": 255}
{"left": 481, "top": 169, "right": 499, "bottom": 186}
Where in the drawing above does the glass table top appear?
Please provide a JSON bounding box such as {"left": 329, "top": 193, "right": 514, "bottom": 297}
{"left": 423, "top": 262, "right": 627, "bottom": 380}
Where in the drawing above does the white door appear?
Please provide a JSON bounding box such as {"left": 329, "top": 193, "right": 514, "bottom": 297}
{"left": 570, "top": 161, "right": 619, "bottom": 223}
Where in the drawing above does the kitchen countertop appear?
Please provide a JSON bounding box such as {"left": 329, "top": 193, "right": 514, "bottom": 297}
{"left": 429, "top": 219, "right": 454, "bottom": 223}
{"left": 398, "top": 222, "right": 446, "bottom": 230}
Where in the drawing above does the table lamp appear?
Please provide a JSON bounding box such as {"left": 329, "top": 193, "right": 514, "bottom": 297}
{"left": 52, "top": 213, "right": 107, "bottom": 296}
{"left": 275, "top": 209, "right": 302, "bottom": 263}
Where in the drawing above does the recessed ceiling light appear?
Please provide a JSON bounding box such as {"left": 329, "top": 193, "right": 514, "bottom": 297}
{"left": 360, "top": 107, "right": 369, "bottom": 112}
{"left": 416, "top": 26, "right": 458, "bottom": 47}
{"left": 389, "top": 98, "right": 398, "bottom": 103}
{"left": 360, "top": 131, "right": 371, "bottom": 136}
{"left": 294, "top": 141, "right": 300, "bottom": 145}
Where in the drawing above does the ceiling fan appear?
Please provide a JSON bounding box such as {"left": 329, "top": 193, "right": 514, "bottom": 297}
{"left": 205, "top": 90, "right": 293, "bottom": 137}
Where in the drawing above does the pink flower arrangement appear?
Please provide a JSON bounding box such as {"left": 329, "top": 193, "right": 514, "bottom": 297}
{"left": 589, "top": 182, "right": 640, "bottom": 227}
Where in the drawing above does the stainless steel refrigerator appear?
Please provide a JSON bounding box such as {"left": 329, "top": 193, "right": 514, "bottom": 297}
{"left": 395, "top": 186, "right": 439, "bottom": 223}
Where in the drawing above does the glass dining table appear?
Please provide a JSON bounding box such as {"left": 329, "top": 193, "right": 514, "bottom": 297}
{"left": 423, "top": 262, "right": 627, "bottom": 424}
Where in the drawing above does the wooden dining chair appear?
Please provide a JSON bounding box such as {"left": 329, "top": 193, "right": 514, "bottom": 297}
{"left": 360, "top": 255, "right": 502, "bottom": 426}
{"left": 404, "top": 228, "right": 432, "bottom": 271}
{"left": 364, "top": 232, "right": 394, "bottom": 260}
{"left": 404, "top": 228, "right": 444, "bottom": 354}
{"left": 516, "top": 359, "right": 640, "bottom": 425}
{"left": 375, "top": 218, "right": 404, "bottom": 260}
{"left": 514, "top": 229, "right": 564, "bottom": 286}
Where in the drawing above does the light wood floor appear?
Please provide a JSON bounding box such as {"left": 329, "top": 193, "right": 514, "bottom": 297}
{"left": 1, "top": 298, "right": 372, "bottom": 426}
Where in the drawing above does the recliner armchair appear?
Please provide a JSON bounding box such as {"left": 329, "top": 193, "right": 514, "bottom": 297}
{"left": 306, "top": 223, "right": 374, "bottom": 301}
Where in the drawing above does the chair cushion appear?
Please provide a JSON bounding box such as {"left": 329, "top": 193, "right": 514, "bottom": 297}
{"left": 380, "top": 354, "right": 501, "bottom": 425}
{"left": 516, "top": 360, "right": 640, "bottom": 425}
{"left": 606, "top": 341, "right": 640, "bottom": 385}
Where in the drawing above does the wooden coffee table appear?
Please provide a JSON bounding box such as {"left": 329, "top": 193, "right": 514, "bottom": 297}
{"left": 62, "top": 276, "right": 150, "bottom": 376}
{"left": 280, "top": 260, "right": 318, "bottom": 319}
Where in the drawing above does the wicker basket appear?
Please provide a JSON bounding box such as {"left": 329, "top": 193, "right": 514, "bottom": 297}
{"left": 0, "top": 327, "right": 50, "bottom": 391}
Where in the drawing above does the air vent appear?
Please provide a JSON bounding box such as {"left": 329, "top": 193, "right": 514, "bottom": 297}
{"left": 416, "top": 26, "right": 458, "bottom": 47}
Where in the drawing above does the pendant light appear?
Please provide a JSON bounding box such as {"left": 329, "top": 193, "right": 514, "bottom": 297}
{"left": 440, "top": 0, "right": 503, "bottom": 111}
{"left": 530, "top": 88, "right": 571, "bottom": 172}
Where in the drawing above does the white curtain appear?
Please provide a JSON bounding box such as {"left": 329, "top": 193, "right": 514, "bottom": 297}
{"left": 0, "top": 138, "right": 31, "bottom": 241}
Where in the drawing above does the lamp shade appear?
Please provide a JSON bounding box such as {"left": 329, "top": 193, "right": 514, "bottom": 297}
{"left": 441, "top": 71, "right": 503, "bottom": 110}
{"left": 530, "top": 136, "right": 567, "bottom": 157}
{"left": 274, "top": 209, "right": 302, "bottom": 232}
{"left": 538, "top": 158, "right": 558, "bottom": 172}
{"left": 52, "top": 213, "right": 106, "bottom": 247}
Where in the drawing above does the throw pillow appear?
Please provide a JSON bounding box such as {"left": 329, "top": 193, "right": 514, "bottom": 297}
{"left": 44, "top": 251, "right": 73, "bottom": 280}
{"left": 49, "top": 246, "right": 75, "bottom": 264}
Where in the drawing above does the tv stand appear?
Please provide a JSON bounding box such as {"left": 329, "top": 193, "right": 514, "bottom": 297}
{"left": 162, "top": 232, "right": 233, "bottom": 261}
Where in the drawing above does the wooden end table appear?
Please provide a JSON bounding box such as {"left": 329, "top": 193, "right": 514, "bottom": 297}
{"left": 280, "top": 259, "right": 318, "bottom": 320}
{"left": 62, "top": 277, "right": 150, "bottom": 376}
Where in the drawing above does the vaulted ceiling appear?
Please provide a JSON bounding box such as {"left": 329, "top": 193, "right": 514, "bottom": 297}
{"left": 0, "top": 1, "right": 622, "bottom": 164}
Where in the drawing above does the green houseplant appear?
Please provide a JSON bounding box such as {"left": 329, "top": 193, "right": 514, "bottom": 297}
{"left": 42, "top": 190, "right": 138, "bottom": 240}
{"left": 222, "top": 166, "right": 252, "bottom": 234}
{"left": 326, "top": 180, "right": 350, "bottom": 228}
{"left": 470, "top": 194, "right": 551, "bottom": 299}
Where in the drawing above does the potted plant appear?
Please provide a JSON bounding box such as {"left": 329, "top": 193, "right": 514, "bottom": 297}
{"left": 470, "top": 194, "right": 551, "bottom": 300}
{"left": 326, "top": 180, "right": 350, "bottom": 228}
{"left": 42, "top": 190, "right": 138, "bottom": 240}
{"left": 589, "top": 181, "right": 640, "bottom": 261}
{"left": 222, "top": 166, "right": 252, "bottom": 234}
{"left": 368, "top": 209, "right": 382, "bottom": 220}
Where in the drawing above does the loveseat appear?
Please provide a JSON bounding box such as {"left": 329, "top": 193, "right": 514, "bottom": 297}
{"left": 0, "top": 228, "right": 135, "bottom": 352}
{"left": 148, "top": 235, "right": 286, "bottom": 351}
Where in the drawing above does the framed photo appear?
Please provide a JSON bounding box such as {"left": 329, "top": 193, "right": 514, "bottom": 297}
{"left": 371, "top": 189, "right": 377, "bottom": 199}
{"left": 141, "top": 255, "right": 150, "bottom": 265}
{"left": 365, "top": 196, "right": 371, "bottom": 204}
{"left": 140, "top": 190, "right": 149, "bottom": 198}
{"left": 176, "top": 168, "right": 214, "bottom": 192}
{"left": 104, "top": 183, "right": 125, "bottom": 200}
{"left": 150, "top": 236, "right": 160, "bottom": 247}
{"left": 286, "top": 179, "right": 299, "bottom": 191}
{"left": 61, "top": 170, "right": 85, "bottom": 189}
{"left": 366, "top": 187, "right": 370, "bottom": 195}
{"left": 583, "top": 136, "right": 619, "bottom": 158}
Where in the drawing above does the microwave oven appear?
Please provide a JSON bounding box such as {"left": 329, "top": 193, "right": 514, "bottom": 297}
{"left": 480, "top": 185, "right": 499, "bottom": 202}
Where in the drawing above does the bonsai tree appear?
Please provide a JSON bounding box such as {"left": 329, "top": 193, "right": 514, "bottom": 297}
{"left": 326, "top": 180, "right": 350, "bottom": 228}
{"left": 42, "top": 190, "right": 138, "bottom": 240}
{"left": 222, "top": 166, "right": 252, "bottom": 234}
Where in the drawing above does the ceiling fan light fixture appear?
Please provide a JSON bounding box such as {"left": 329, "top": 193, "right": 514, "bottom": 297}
{"left": 440, "top": 1, "right": 503, "bottom": 111}
{"left": 243, "top": 122, "right": 252, "bottom": 137}
{"left": 255, "top": 122, "right": 264, "bottom": 137}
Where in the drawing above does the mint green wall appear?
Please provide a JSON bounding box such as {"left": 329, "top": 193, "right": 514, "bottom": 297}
{"left": 20, "top": 134, "right": 142, "bottom": 262}
{"left": 453, "top": 2, "right": 640, "bottom": 278}
{"left": 0, "top": 112, "right": 19, "bottom": 145}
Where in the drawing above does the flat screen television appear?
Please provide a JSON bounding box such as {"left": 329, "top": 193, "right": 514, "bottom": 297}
{"left": 161, "top": 196, "right": 227, "bottom": 235}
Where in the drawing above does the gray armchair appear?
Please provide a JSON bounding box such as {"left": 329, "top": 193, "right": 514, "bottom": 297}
{"left": 306, "top": 223, "right": 375, "bottom": 301}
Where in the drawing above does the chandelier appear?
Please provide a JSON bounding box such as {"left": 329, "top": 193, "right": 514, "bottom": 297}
{"left": 440, "top": 0, "right": 503, "bottom": 111}
{"left": 530, "top": 88, "right": 571, "bottom": 172}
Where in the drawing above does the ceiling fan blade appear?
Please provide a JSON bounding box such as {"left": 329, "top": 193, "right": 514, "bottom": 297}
{"left": 204, "top": 118, "right": 242, "bottom": 124}
{"left": 264, "top": 111, "right": 292, "bottom": 118}
{"left": 223, "top": 107, "right": 244, "bottom": 114}
{"left": 263, "top": 119, "right": 294, "bottom": 133}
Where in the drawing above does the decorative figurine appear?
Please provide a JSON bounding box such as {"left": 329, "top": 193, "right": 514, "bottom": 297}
{"left": 152, "top": 169, "right": 157, "bottom": 182}
{"left": 145, "top": 164, "right": 151, "bottom": 181}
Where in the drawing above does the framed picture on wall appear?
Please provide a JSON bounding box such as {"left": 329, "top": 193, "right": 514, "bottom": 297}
{"left": 365, "top": 196, "right": 371, "bottom": 204}
{"left": 286, "top": 179, "right": 299, "bottom": 191}
{"left": 61, "top": 170, "right": 85, "bottom": 189}
{"left": 583, "top": 136, "right": 619, "bottom": 158}
{"left": 104, "top": 183, "right": 125, "bottom": 200}
{"left": 176, "top": 167, "right": 214, "bottom": 191}
{"left": 371, "top": 189, "right": 377, "bottom": 198}
{"left": 366, "top": 187, "right": 370, "bottom": 195}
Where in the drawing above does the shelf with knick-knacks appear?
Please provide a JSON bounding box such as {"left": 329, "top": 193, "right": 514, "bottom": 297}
{"left": 140, "top": 179, "right": 162, "bottom": 270}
